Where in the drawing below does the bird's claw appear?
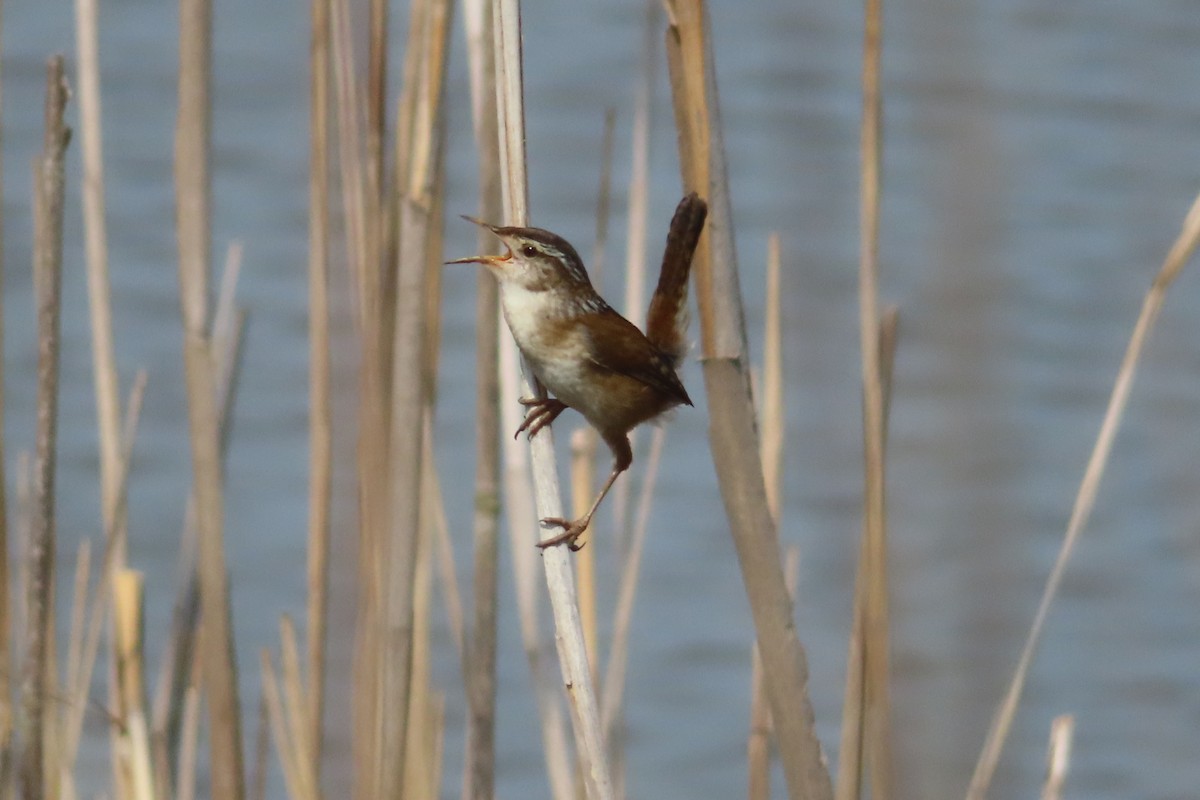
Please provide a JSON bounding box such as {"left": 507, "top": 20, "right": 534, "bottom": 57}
{"left": 536, "top": 517, "right": 588, "bottom": 552}
{"left": 514, "top": 397, "right": 567, "bottom": 440}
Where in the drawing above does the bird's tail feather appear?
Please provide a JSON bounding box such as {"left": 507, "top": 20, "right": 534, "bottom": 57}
{"left": 645, "top": 192, "right": 707, "bottom": 364}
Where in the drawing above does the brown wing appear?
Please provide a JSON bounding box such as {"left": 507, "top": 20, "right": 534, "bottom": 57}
{"left": 582, "top": 307, "right": 693, "bottom": 407}
{"left": 645, "top": 192, "right": 707, "bottom": 363}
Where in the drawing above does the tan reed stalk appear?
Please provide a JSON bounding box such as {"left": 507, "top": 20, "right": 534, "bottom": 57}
{"left": 464, "top": 0, "right": 575, "bottom": 790}
{"left": 305, "top": 0, "right": 332, "bottom": 779}
{"left": 461, "top": 1, "right": 503, "bottom": 794}
{"left": 327, "top": 0, "right": 390, "bottom": 788}
{"left": 367, "top": 0, "right": 387, "bottom": 214}
{"left": 261, "top": 649, "right": 304, "bottom": 800}
{"left": 250, "top": 693, "right": 269, "bottom": 800}
{"left": 63, "top": 540, "right": 89, "bottom": 731}
{"left": 404, "top": 450, "right": 437, "bottom": 800}
{"left": 375, "top": 0, "right": 451, "bottom": 796}
{"left": 748, "top": 233, "right": 785, "bottom": 800}
{"left": 570, "top": 430, "right": 598, "bottom": 677}
{"left": 1040, "top": 715, "right": 1073, "bottom": 800}
{"left": 176, "top": 644, "right": 202, "bottom": 800}
{"left": 491, "top": 1, "right": 614, "bottom": 796}
{"left": 62, "top": 369, "right": 146, "bottom": 771}
{"left": 19, "top": 56, "right": 69, "bottom": 800}
{"left": 852, "top": 0, "right": 895, "bottom": 794}
{"left": 0, "top": 7, "right": 9, "bottom": 786}
{"left": 599, "top": 427, "right": 665, "bottom": 742}
{"left": 113, "top": 569, "right": 153, "bottom": 800}
{"left": 429, "top": 445, "right": 465, "bottom": 661}
{"left": 280, "top": 617, "right": 318, "bottom": 800}
{"left": 175, "top": 0, "right": 246, "bottom": 792}
{"left": 74, "top": 0, "right": 123, "bottom": 557}
{"left": 663, "top": 3, "right": 832, "bottom": 797}
{"left": 574, "top": 108, "right": 617, "bottom": 681}
{"left": 836, "top": 308, "right": 898, "bottom": 800}
{"left": 328, "top": 0, "right": 369, "bottom": 321}
{"left": 152, "top": 245, "right": 244, "bottom": 792}
{"left": 611, "top": 0, "right": 660, "bottom": 554}
{"left": 967, "top": 191, "right": 1200, "bottom": 798}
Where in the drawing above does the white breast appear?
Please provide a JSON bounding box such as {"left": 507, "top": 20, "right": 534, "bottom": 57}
{"left": 499, "top": 283, "right": 592, "bottom": 406}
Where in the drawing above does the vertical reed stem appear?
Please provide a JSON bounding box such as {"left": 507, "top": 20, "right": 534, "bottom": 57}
{"left": 175, "top": 0, "right": 246, "bottom": 793}
{"left": 664, "top": 3, "right": 832, "bottom": 797}
{"left": 19, "top": 55, "right": 69, "bottom": 800}
{"left": 306, "top": 0, "right": 333, "bottom": 780}
{"left": 0, "top": 1, "right": 12, "bottom": 790}
{"left": 461, "top": 2, "right": 502, "bottom": 794}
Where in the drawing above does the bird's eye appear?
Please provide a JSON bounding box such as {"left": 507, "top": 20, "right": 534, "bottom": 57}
{"left": 521, "top": 244, "right": 538, "bottom": 258}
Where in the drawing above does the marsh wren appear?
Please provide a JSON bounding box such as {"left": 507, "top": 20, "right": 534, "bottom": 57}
{"left": 449, "top": 192, "right": 707, "bottom": 551}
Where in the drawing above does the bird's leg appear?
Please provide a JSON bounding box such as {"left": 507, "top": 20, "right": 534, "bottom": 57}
{"left": 538, "top": 434, "right": 632, "bottom": 552}
{"left": 515, "top": 396, "right": 567, "bottom": 440}
{"left": 537, "top": 464, "right": 624, "bottom": 552}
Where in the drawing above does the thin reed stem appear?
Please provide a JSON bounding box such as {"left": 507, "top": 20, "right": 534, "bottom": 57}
{"left": 664, "top": 3, "right": 832, "bottom": 797}
{"left": 461, "top": 1, "right": 503, "bottom": 794}
{"left": 305, "top": 0, "right": 333, "bottom": 780}
{"left": 20, "top": 55, "right": 68, "bottom": 800}
{"left": 491, "top": 0, "right": 614, "bottom": 796}
{"left": 175, "top": 0, "right": 246, "bottom": 792}
{"left": 966, "top": 190, "right": 1200, "bottom": 799}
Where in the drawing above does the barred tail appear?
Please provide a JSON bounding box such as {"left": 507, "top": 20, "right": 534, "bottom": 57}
{"left": 645, "top": 192, "right": 707, "bottom": 364}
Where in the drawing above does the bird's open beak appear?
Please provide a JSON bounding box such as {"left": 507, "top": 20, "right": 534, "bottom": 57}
{"left": 445, "top": 216, "right": 512, "bottom": 266}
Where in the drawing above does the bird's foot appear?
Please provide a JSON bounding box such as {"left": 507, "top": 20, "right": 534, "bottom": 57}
{"left": 514, "top": 397, "right": 567, "bottom": 440}
{"left": 536, "top": 516, "right": 588, "bottom": 552}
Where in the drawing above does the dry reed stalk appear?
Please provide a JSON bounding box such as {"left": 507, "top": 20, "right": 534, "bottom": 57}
{"left": 967, "top": 191, "right": 1200, "bottom": 798}
{"left": 63, "top": 540, "right": 90, "bottom": 738}
{"left": 464, "top": 0, "right": 571, "bottom": 796}
{"left": 852, "top": 0, "right": 895, "bottom": 794}
{"left": 250, "top": 694, "right": 269, "bottom": 800}
{"left": 836, "top": 309, "right": 898, "bottom": 800}
{"left": 74, "top": 0, "right": 124, "bottom": 558}
{"left": 663, "top": 3, "right": 832, "bottom": 798}
{"left": 327, "top": 0, "right": 390, "bottom": 787}
{"left": 491, "top": 0, "right": 614, "bottom": 796}
{"left": 19, "top": 55, "right": 69, "bottom": 800}
{"left": 279, "top": 617, "right": 318, "bottom": 800}
{"left": 1040, "top": 715, "right": 1073, "bottom": 800}
{"left": 151, "top": 247, "right": 244, "bottom": 793}
{"left": 305, "top": 0, "right": 333, "bottom": 778}
{"left": 329, "top": 0, "right": 369, "bottom": 321}
{"left": 376, "top": 1, "right": 451, "bottom": 796}
{"left": 748, "top": 233, "right": 785, "bottom": 800}
{"left": 428, "top": 439, "right": 465, "bottom": 660}
{"left": 570, "top": 430, "right": 598, "bottom": 678}
{"left": 404, "top": 456, "right": 438, "bottom": 800}
{"left": 176, "top": 645, "right": 202, "bottom": 800}
{"left": 367, "top": 0, "right": 388, "bottom": 220}
{"left": 574, "top": 108, "right": 617, "bottom": 682}
{"left": 261, "top": 649, "right": 305, "bottom": 800}
{"left": 175, "top": 0, "right": 245, "bottom": 792}
{"left": 59, "top": 368, "right": 146, "bottom": 793}
{"left": 113, "top": 570, "right": 154, "bottom": 800}
{"left": 0, "top": 10, "right": 9, "bottom": 788}
{"left": 611, "top": 0, "right": 660, "bottom": 554}
{"left": 599, "top": 427, "right": 665, "bottom": 743}
{"left": 461, "top": 2, "right": 503, "bottom": 795}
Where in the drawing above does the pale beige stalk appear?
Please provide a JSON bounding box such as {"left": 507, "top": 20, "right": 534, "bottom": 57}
{"left": 492, "top": 0, "right": 614, "bottom": 796}
{"left": 967, "top": 191, "right": 1200, "bottom": 799}
{"left": 664, "top": 3, "right": 832, "bottom": 797}
{"left": 19, "top": 56, "right": 69, "bottom": 800}
{"left": 175, "top": 0, "right": 245, "bottom": 792}
{"left": 305, "top": 0, "right": 333, "bottom": 777}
